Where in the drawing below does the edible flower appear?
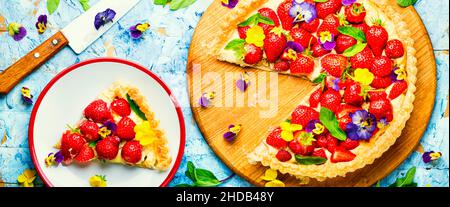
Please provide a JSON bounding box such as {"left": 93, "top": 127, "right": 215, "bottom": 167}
{"left": 101, "top": 120, "right": 117, "bottom": 134}
{"left": 346, "top": 110, "right": 377, "bottom": 140}
{"left": 342, "top": 0, "right": 357, "bottom": 6}
{"left": 199, "top": 92, "right": 215, "bottom": 107}
{"left": 280, "top": 121, "right": 302, "bottom": 142}
{"left": 223, "top": 124, "right": 242, "bottom": 142}
{"left": 89, "top": 175, "right": 107, "bottom": 187}
{"left": 21, "top": 87, "right": 33, "bottom": 104}
{"left": 94, "top": 8, "right": 116, "bottom": 30}
{"left": 8, "top": 22, "right": 27, "bottom": 41}
{"left": 35, "top": 15, "right": 48, "bottom": 34}
{"left": 330, "top": 78, "right": 341, "bottom": 91}
{"left": 245, "top": 25, "right": 265, "bottom": 47}
{"left": 318, "top": 31, "right": 336, "bottom": 50}
{"left": 134, "top": 121, "right": 157, "bottom": 146}
{"left": 289, "top": 1, "right": 317, "bottom": 23}
{"left": 391, "top": 66, "right": 407, "bottom": 81}
{"left": 236, "top": 72, "right": 250, "bottom": 92}
{"left": 98, "top": 126, "right": 112, "bottom": 138}
{"left": 261, "top": 168, "right": 285, "bottom": 187}
{"left": 305, "top": 120, "right": 325, "bottom": 135}
{"left": 353, "top": 68, "right": 375, "bottom": 85}
{"left": 221, "top": 0, "right": 238, "bottom": 9}
{"left": 377, "top": 117, "right": 389, "bottom": 129}
{"left": 45, "top": 151, "right": 63, "bottom": 167}
{"left": 17, "top": 169, "right": 36, "bottom": 187}
{"left": 129, "top": 22, "right": 150, "bottom": 39}
{"left": 422, "top": 151, "right": 442, "bottom": 163}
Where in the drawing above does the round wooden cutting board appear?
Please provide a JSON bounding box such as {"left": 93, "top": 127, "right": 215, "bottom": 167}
{"left": 187, "top": 0, "right": 436, "bottom": 187}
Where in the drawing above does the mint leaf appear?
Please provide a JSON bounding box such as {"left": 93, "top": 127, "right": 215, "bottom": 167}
{"left": 225, "top": 39, "right": 246, "bottom": 60}
{"left": 312, "top": 73, "right": 327, "bottom": 84}
{"left": 295, "top": 155, "right": 327, "bottom": 165}
{"left": 238, "top": 13, "right": 275, "bottom": 27}
{"left": 319, "top": 107, "right": 347, "bottom": 141}
{"left": 126, "top": 94, "right": 147, "bottom": 121}
{"left": 314, "top": 0, "right": 329, "bottom": 2}
{"left": 154, "top": 0, "right": 171, "bottom": 5}
{"left": 397, "top": 0, "right": 418, "bottom": 7}
{"left": 88, "top": 141, "right": 97, "bottom": 147}
{"left": 47, "top": 0, "right": 60, "bottom": 15}
{"left": 337, "top": 26, "right": 366, "bottom": 42}
{"left": 194, "top": 168, "right": 221, "bottom": 187}
{"left": 79, "top": 0, "right": 90, "bottom": 11}
{"left": 175, "top": 184, "right": 193, "bottom": 187}
{"left": 185, "top": 161, "right": 195, "bottom": 181}
{"left": 343, "top": 42, "right": 367, "bottom": 57}
{"left": 389, "top": 167, "right": 418, "bottom": 187}
{"left": 170, "top": 0, "right": 196, "bottom": 11}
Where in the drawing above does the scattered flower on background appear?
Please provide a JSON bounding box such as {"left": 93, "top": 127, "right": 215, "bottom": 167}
{"left": 342, "top": 0, "right": 357, "bottom": 6}
{"left": 134, "top": 121, "right": 157, "bottom": 146}
{"left": 8, "top": 22, "right": 27, "bottom": 41}
{"left": 346, "top": 110, "right": 377, "bottom": 140}
{"left": 280, "top": 121, "right": 303, "bottom": 142}
{"left": 94, "top": 8, "right": 116, "bottom": 30}
{"left": 353, "top": 68, "right": 374, "bottom": 85}
{"left": 45, "top": 151, "right": 63, "bottom": 167}
{"left": 17, "top": 169, "right": 36, "bottom": 187}
{"left": 89, "top": 175, "right": 107, "bottom": 187}
{"left": 289, "top": 1, "right": 317, "bottom": 23}
{"left": 21, "top": 87, "right": 33, "bottom": 104}
{"left": 129, "top": 22, "right": 150, "bottom": 39}
{"left": 318, "top": 31, "right": 336, "bottom": 50}
{"left": 199, "top": 92, "right": 215, "bottom": 107}
{"left": 422, "top": 151, "right": 442, "bottom": 163}
{"left": 35, "top": 15, "right": 48, "bottom": 34}
{"left": 223, "top": 124, "right": 242, "bottom": 142}
{"left": 245, "top": 25, "right": 265, "bottom": 47}
{"left": 221, "top": 0, "right": 238, "bottom": 9}
{"left": 236, "top": 72, "right": 250, "bottom": 92}
{"left": 260, "top": 168, "right": 285, "bottom": 187}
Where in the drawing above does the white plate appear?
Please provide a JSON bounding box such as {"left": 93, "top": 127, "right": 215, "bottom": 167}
{"left": 29, "top": 58, "right": 185, "bottom": 187}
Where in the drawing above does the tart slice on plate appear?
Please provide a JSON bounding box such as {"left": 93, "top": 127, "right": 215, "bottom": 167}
{"left": 53, "top": 82, "right": 172, "bottom": 171}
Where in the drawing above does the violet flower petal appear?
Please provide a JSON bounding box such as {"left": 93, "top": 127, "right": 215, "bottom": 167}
{"left": 342, "top": 0, "right": 357, "bottom": 6}
{"left": 223, "top": 131, "right": 237, "bottom": 142}
{"left": 236, "top": 79, "right": 248, "bottom": 92}
{"left": 422, "top": 151, "right": 432, "bottom": 163}
{"left": 13, "top": 27, "right": 27, "bottom": 41}
{"left": 199, "top": 96, "right": 210, "bottom": 107}
{"left": 322, "top": 41, "right": 336, "bottom": 51}
{"left": 287, "top": 41, "right": 304, "bottom": 53}
{"left": 222, "top": 0, "right": 238, "bottom": 9}
{"left": 129, "top": 25, "right": 143, "bottom": 39}
{"left": 305, "top": 120, "right": 320, "bottom": 133}
{"left": 94, "top": 8, "right": 116, "bottom": 30}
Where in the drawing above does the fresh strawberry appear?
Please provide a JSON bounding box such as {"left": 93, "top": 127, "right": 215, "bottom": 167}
{"left": 350, "top": 46, "right": 374, "bottom": 69}
{"left": 389, "top": 81, "right": 408, "bottom": 100}
{"left": 316, "top": 0, "right": 342, "bottom": 19}
{"left": 291, "top": 105, "right": 319, "bottom": 126}
{"left": 321, "top": 54, "right": 348, "bottom": 77}
{"left": 320, "top": 89, "right": 341, "bottom": 112}
{"left": 312, "top": 148, "right": 327, "bottom": 159}
{"left": 340, "top": 139, "right": 360, "bottom": 150}
{"left": 290, "top": 54, "right": 314, "bottom": 74}
{"left": 95, "top": 136, "right": 120, "bottom": 160}
{"left": 300, "top": 18, "right": 320, "bottom": 33}
{"left": 289, "top": 137, "right": 315, "bottom": 156}
{"left": 369, "top": 97, "right": 393, "bottom": 120}
{"left": 238, "top": 26, "right": 250, "bottom": 39}
{"left": 244, "top": 44, "right": 263, "bottom": 65}
{"left": 385, "top": 39, "right": 405, "bottom": 59}
{"left": 110, "top": 98, "right": 131, "bottom": 117}
{"left": 266, "top": 127, "right": 288, "bottom": 149}
{"left": 84, "top": 100, "right": 111, "bottom": 123}
{"left": 316, "top": 134, "right": 328, "bottom": 148}
{"left": 366, "top": 24, "right": 389, "bottom": 56}
{"left": 343, "top": 82, "right": 364, "bottom": 106}
{"left": 277, "top": 0, "right": 293, "bottom": 30}
{"left": 326, "top": 134, "right": 339, "bottom": 153}
{"left": 368, "top": 91, "right": 388, "bottom": 101}
{"left": 290, "top": 27, "right": 317, "bottom": 48}
{"left": 339, "top": 115, "right": 352, "bottom": 131}
{"left": 121, "top": 140, "right": 143, "bottom": 164}
{"left": 264, "top": 29, "right": 287, "bottom": 63}
{"left": 274, "top": 61, "right": 290, "bottom": 71}
{"left": 312, "top": 43, "right": 331, "bottom": 57}
{"left": 258, "top": 23, "right": 275, "bottom": 35}
{"left": 79, "top": 120, "right": 99, "bottom": 142}
{"left": 370, "top": 75, "right": 393, "bottom": 89}
{"left": 317, "top": 14, "right": 341, "bottom": 36}
{"left": 74, "top": 145, "right": 95, "bottom": 164}
{"left": 371, "top": 56, "right": 393, "bottom": 77}
{"left": 258, "top": 8, "right": 280, "bottom": 26}
{"left": 335, "top": 35, "right": 357, "bottom": 54}
{"left": 344, "top": 3, "right": 366, "bottom": 24}
{"left": 276, "top": 149, "right": 292, "bottom": 162}
{"left": 330, "top": 147, "right": 356, "bottom": 163}
{"left": 309, "top": 88, "right": 323, "bottom": 108}
{"left": 60, "top": 131, "right": 86, "bottom": 161}
{"left": 116, "top": 117, "right": 136, "bottom": 141}
{"left": 352, "top": 22, "right": 369, "bottom": 34}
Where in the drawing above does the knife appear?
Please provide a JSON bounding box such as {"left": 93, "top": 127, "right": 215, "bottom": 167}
{"left": 0, "top": 0, "right": 140, "bottom": 94}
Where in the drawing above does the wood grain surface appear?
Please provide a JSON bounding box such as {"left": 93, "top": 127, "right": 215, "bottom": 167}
{"left": 187, "top": 1, "right": 436, "bottom": 187}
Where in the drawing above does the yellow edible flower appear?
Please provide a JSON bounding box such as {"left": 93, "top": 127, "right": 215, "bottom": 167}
{"left": 229, "top": 124, "right": 242, "bottom": 134}
{"left": 394, "top": 66, "right": 407, "bottom": 81}
{"left": 260, "top": 168, "right": 285, "bottom": 187}
{"left": 265, "top": 179, "right": 286, "bottom": 187}
{"left": 353, "top": 68, "right": 374, "bottom": 85}
{"left": 17, "top": 169, "right": 36, "bottom": 187}
{"left": 430, "top": 152, "right": 442, "bottom": 160}
{"left": 89, "top": 175, "right": 107, "bottom": 187}
{"left": 98, "top": 126, "right": 111, "bottom": 138}
{"left": 134, "top": 121, "right": 157, "bottom": 146}
{"left": 7, "top": 22, "right": 21, "bottom": 36}
{"left": 312, "top": 123, "right": 325, "bottom": 135}
{"left": 245, "top": 25, "right": 265, "bottom": 47}
{"left": 287, "top": 49, "right": 297, "bottom": 61}
{"left": 319, "top": 31, "right": 333, "bottom": 43}
{"left": 280, "top": 121, "right": 302, "bottom": 142}
{"left": 136, "top": 23, "right": 150, "bottom": 32}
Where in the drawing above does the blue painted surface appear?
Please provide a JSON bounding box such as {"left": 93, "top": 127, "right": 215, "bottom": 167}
{"left": 0, "top": 0, "right": 448, "bottom": 187}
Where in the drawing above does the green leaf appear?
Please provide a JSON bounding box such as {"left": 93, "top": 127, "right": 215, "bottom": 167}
{"left": 342, "top": 42, "right": 367, "bottom": 57}
{"left": 47, "top": 0, "right": 60, "bottom": 15}
{"left": 319, "top": 107, "right": 347, "bottom": 141}
{"left": 337, "top": 26, "right": 366, "bottom": 42}
{"left": 88, "top": 141, "right": 97, "bottom": 147}
{"left": 224, "top": 39, "right": 246, "bottom": 60}
{"left": 314, "top": 0, "right": 329, "bottom": 2}
{"left": 396, "top": 0, "right": 418, "bottom": 7}
{"left": 185, "top": 161, "right": 196, "bottom": 181}
{"left": 295, "top": 155, "right": 327, "bottom": 165}
{"left": 312, "top": 73, "right": 327, "bottom": 84}
{"left": 238, "top": 13, "right": 275, "bottom": 27}
{"left": 126, "top": 94, "right": 147, "bottom": 121}
{"left": 154, "top": 0, "right": 171, "bottom": 5}
{"left": 175, "top": 184, "right": 194, "bottom": 187}
{"left": 194, "top": 168, "right": 221, "bottom": 187}
{"left": 389, "top": 167, "right": 417, "bottom": 187}
{"left": 375, "top": 181, "right": 381, "bottom": 187}
{"left": 170, "top": 0, "right": 196, "bottom": 11}
{"left": 79, "top": 0, "right": 90, "bottom": 11}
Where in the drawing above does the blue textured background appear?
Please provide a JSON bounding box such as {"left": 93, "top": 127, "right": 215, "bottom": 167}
{"left": 0, "top": 0, "right": 448, "bottom": 187}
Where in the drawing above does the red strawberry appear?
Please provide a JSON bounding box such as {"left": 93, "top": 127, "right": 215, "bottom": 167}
{"left": 274, "top": 61, "right": 290, "bottom": 71}
{"left": 95, "top": 136, "right": 120, "bottom": 160}
{"left": 321, "top": 54, "right": 348, "bottom": 77}
{"left": 289, "top": 136, "right": 315, "bottom": 156}
{"left": 320, "top": 89, "right": 341, "bottom": 112}
{"left": 389, "top": 81, "right": 408, "bottom": 100}
{"left": 352, "top": 22, "right": 369, "bottom": 34}
{"left": 116, "top": 117, "right": 136, "bottom": 141}
{"left": 258, "top": 23, "right": 275, "bottom": 35}
{"left": 350, "top": 46, "right": 374, "bottom": 69}
{"left": 312, "top": 148, "right": 327, "bottom": 159}
{"left": 238, "top": 26, "right": 250, "bottom": 39}
{"left": 277, "top": 0, "right": 293, "bottom": 30}
{"left": 84, "top": 100, "right": 111, "bottom": 123}
{"left": 366, "top": 24, "right": 389, "bottom": 56}
{"left": 368, "top": 91, "right": 388, "bottom": 101}
{"left": 316, "top": 0, "right": 342, "bottom": 19}
{"left": 60, "top": 131, "right": 86, "bottom": 161}
{"left": 74, "top": 145, "right": 95, "bottom": 164}
{"left": 291, "top": 105, "right": 319, "bottom": 126}
{"left": 309, "top": 88, "right": 323, "bottom": 108}
{"left": 276, "top": 149, "right": 292, "bottom": 162}
{"left": 266, "top": 127, "right": 288, "bottom": 149}
{"left": 343, "top": 82, "right": 364, "bottom": 106}
{"left": 312, "top": 43, "right": 331, "bottom": 57}
{"left": 371, "top": 75, "right": 393, "bottom": 89}
{"left": 337, "top": 103, "right": 361, "bottom": 118}
{"left": 385, "top": 39, "right": 405, "bottom": 59}
{"left": 317, "top": 14, "right": 341, "bottom": 36}
{"left": 339, "top": 115, "right": 352, "bottom": 131}
{"left": 291, "top": 27, "right": 317, "bottom": 48}
{"left": 330, "top": 147, "right": 356, "bottom": 163}
{"left": 340, "top": 139, "right": 360, "bottom": 150}
{"left": 110, "top": 98, "right": 131, "bottom": 117}
{"left": 300, "top": 18, "right": 320, "bottom": 33}
{"left": 326, "top": 134, "right": 339, "bottom": 153}
{"left": 79, "top": 120, "right": 99, "bottom": 142}
{"left": 344, "top": 3, "right": 366, "bottom": 24}
{"left": 121, "top": 140, "right": 143, "bottom": 164}
{"left": 290, "top": 54, "right": 314, "bottom": 74}
{"left": 264, "top": 30, "right": 287, "bottom": 63}
{"left": 316, "top": 134, "right": 328, "bottom": 148}
{"left": 335, "top": 35, "right": 357, "bottom": 54}
{"left": 369, "top": 98, "right": 393, "bottom": 120}
{"left": 371, "top": 56, "right": 393, "bottom": 77}
{"left": 258, "top": 8, "right": 280, "bottom": 26}
{"left": 244, "top": 44, "right": 263, "bottom": 65}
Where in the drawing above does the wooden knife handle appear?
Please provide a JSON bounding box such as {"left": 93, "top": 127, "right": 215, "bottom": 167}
{"left": 0, "top": 31, "right": 68, "bottom": 94}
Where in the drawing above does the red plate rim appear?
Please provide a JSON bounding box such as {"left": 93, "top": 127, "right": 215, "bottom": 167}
{"left": 28, "top": 57, "right": 186, "bottom": 187}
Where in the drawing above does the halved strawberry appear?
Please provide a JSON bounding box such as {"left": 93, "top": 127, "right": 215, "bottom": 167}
{"left": 276, "top": 149, "right": 292, "bottom": 162}
{"left": 330, "top": 147, "right": 356, "bottom": 163}
{"left": 312, "top": 148, "right": 327, "bottom": 159}
{"left": 326, "top": 134, "right": 339, "bottom": 153}
{"left": 291, "top": 105, "right": 319, "bottom": 126}
{"left": 244, "top": 44, "right": 263, "bottom": 65}
{"left": 266, "top": 127, "right": 288, "bottom": 149}
{"left": 340, "top": 139, "right": 360, "bottom": 150}
{"left": 389, "top": 81, "right": 408, "bottom": 100}
{"left": 60, "top": 131, "right": 86, "bottom": 162}
{"left": 238, "top": 26, "right": 250, "bottom": 39}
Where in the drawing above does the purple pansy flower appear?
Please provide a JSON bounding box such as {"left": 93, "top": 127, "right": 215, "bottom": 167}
{"left": 236, "top": 72, "right": 250, "bottom": 92}
{"left": 221, "top": 0, "right": 238, "bottom": 9}
{"left": 35, "top": 15, "right": 48, "bottom": 34}
{"left": 8, "top": 23, "right": 27, "bottom": 41}
{"left": 53, "top": 151, "right": 64, "bottom": 164}
{"left": 330, "top": 78, "right": 341, "bottom": 91}
{"left": 21, "top": 87, "right": 33, "bottom": 104}
{"left": 223, "top": 124, "right": 242, "bottom": 142}
{"left": 101, "top": 120, "right": 117, "bottom": 133}
{"left": 129, "top": 23, "right": 150, "bottom": 39}
{"left": 199, "top": 92, "right": 215, "bottom": 108}
{"left": 305, "top": 119, "right": 325, "bottom": 135}
{"left": 342, "top": 0, "right": 357, "bottom": 6}
{"left": 289, "top": 1, "right": 317, "bottom": 23}
{"left": 287, "top": 41, "right": 304, "bottom": 53}
{"left": 422, "top": 151, "right": 442, "bottom": 163}
{"left": 346, "top": 110, "right": 377, "bottom": 140}
{"left": 318, "top": 31, "right": 336, "bottom": 50}
{"left": 94, "top": 8, "right": 116, "bottom": 30}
